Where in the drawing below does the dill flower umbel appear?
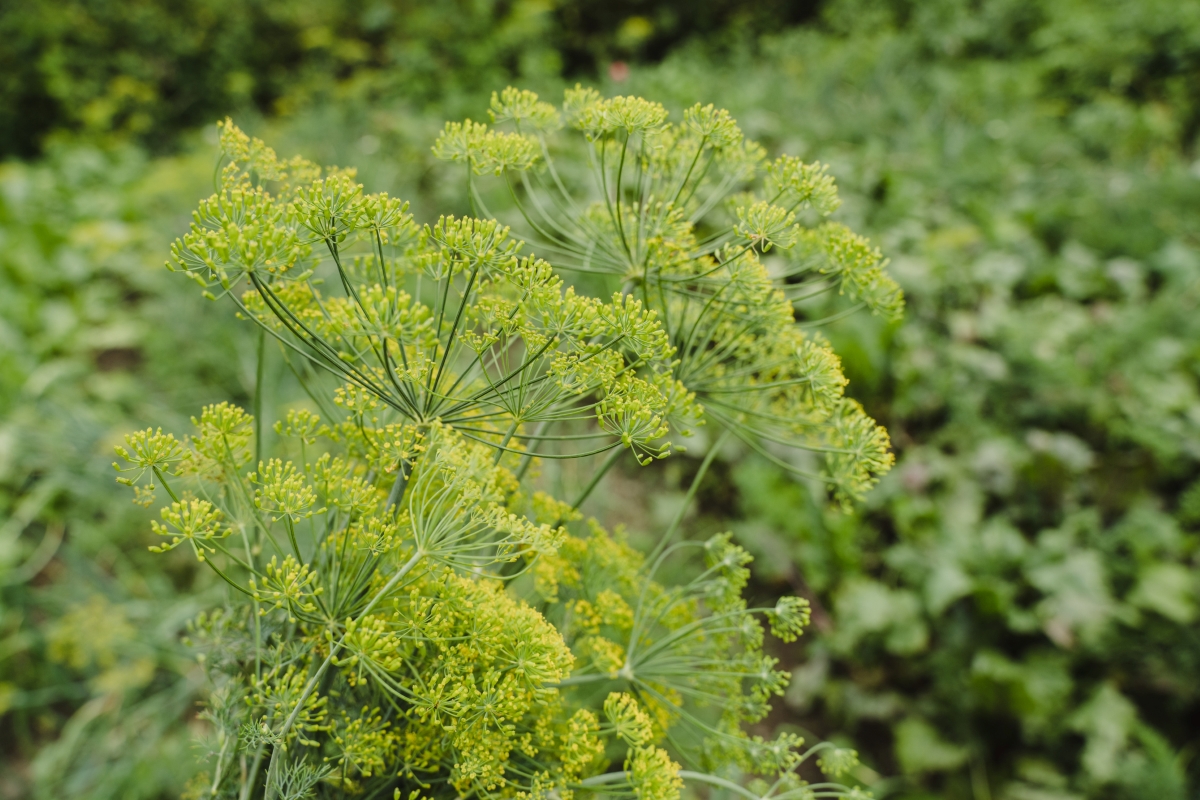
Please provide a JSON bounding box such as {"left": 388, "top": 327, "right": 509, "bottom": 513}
{"left": 437, "top": 86, "right": 903, "bottom": 504}
{"left": 120, "top": 92, "right": 886, "bottom": 800}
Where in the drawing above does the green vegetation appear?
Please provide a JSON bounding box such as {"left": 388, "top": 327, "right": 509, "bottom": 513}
{"left": 0, "top": 0, "right": 819, "bottom": 159}
{"left": 3, "top": 1, "right": 1199, "bottom": 799}
{"left": 621, "top": 3, "right": 1200, "bottom": 798}
{"left": 110, "top": 94, "right": 887, "bottom": 799}
{"left": 0, "top": 141, "right": 245, "bottom": 798}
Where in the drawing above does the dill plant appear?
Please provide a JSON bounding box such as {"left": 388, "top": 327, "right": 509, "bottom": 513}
{"left": 114, "top": 88, "right": 898, "bottom": 799}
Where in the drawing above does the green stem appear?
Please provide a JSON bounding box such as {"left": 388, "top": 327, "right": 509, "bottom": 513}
{"left": 578, "top": 772, "right": 631, "bottom": 788}
{"left": 613, "top": 133, "right": 633, "bottom": 259}
{"left": 493, "top": 418, "right": 521, "bottom": 466}
{"left": 254, "top": 327, "right": 266, "bottom": 468}
{"left": 384, "top": 460, "right": 411, "bottom": 516}
{"left": 579, "top": 768, "right": 766, "bottom": 800}
{"left": 209, "top": 730, "right": 230, "bottom": 796}
{"left": 202, "top": 556, "right": 254, "bottom": 597}
{"left": 570, "top": 446, "right": 624, "bottom": 512}
{"left": 679, "top": 771, "right": 763, "bottom": 800}
{"left": 240, "top": 524, "right": 262, "bottom": 682}
{"left": 239, "top": 746, "right": 264, "bottom": 800}
{"left": 153, "top": 466, "right": 180, "bottom": 503}
{"left": 514, "top": 420, "right": 549, "bottom": 480}
{"left": 282, "top": 517, "right": 302, "bottom": 562}
{"left": 648, "top": 427, "right": 732, "bottom": 564}
{"left": 554, "top": 673, "right": 612, "bottom": 687}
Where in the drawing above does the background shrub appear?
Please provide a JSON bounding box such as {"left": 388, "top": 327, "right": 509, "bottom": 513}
{"left": 0, "top": 0, "right": 821, "bottom": 159}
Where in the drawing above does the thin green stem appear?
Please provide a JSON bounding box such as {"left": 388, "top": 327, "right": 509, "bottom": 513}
{"left": 648, "top": 427, "right": 732, "bottom": 564}
{"left": 239, "top": 523, "right": 262, "bottom": 682}
{"left": 678, "top": 770, "right": 763, "bottom": 800}
{"left": 570, "top": 446, "right": 624, "bottom": 512}
{"left": 238, "top": 745, "right": 265, "bottom": 800}
{"left": 494, "top": 418, "right": 521, "bottom": 466}
{"left": 613, "top": 132, "right": 633, "bottom": 259}
{"left": 385, "top": 461, "right": 411, "bottom": 516}
{"left": 514, "top": 419, "right": 549, "bottom": 479}
{"left": 254, "top": 328, "right": 266, "bottom": 468}
{"left": 153, "top": 466, "right": 180, "bottom": 503}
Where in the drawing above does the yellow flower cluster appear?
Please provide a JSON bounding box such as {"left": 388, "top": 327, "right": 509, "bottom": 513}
{"left": 120, "top": 95, "right": 884, "bottom": 800}
{"left": 440, "top": 86, "right": 903, "bottom": 503}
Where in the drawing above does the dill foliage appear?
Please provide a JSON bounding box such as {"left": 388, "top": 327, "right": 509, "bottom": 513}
{"left": 116, "top": 89, "right": 894, "bottom": 799}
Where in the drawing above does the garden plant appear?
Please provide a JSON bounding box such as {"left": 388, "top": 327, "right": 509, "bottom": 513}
{"left": 111, "top": 90, "right": 898, "bottom": 799}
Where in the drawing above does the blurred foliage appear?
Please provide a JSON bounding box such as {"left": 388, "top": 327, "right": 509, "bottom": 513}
{"left": 823, "top": 0, "right": 1200, "bottom": 152}
{"left": 4, "top": 0, "right": 1200, "bottom": 798}
{"left": 614, "top": 1, "right": 1200, "bottom": 798}
{"left": 0, "top": 0, "right": 820, "bottom": 160}
{"left": 551, "top": 0, "right": 818, "bottom": 73}
{"left": 0, "top": 0, "right": 558, "bottom": 158}
{"left": 0, "top": 142, "right": 251, "bottom": 798}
